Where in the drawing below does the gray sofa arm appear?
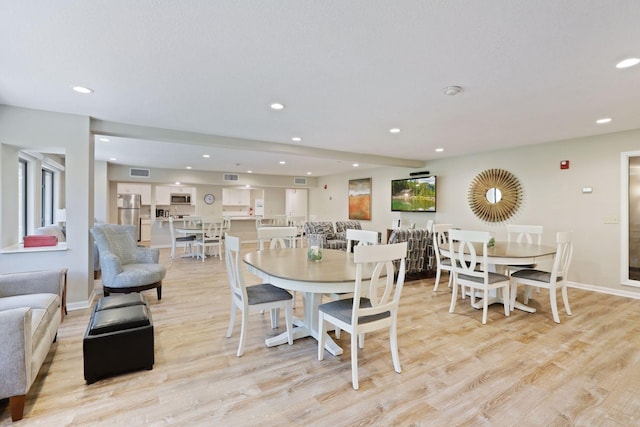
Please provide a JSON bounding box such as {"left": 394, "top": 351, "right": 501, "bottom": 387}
{"left": 0, "top": 269, "right": 66, "bottom": 300}
{"left": 0, "top": 307, "right": 32, "bottom": 397}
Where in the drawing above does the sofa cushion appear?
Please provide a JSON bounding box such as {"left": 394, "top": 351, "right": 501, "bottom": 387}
{"left": 0, "top": 293, "right": 60, "bottom": 352}
{"left": 33, "top": 225, "right": 66, "bottom": 243}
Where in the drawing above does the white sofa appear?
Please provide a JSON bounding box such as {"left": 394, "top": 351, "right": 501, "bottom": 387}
{"left": 0, "top": 269, "right": 67, "bottom": 422}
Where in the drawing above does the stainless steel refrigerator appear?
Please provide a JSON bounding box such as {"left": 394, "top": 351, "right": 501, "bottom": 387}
{"left": 117, "top": 193, "right": 141, "bottom": 241}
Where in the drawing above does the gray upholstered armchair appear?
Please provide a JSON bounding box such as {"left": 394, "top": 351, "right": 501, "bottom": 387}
{"left": 90, "top": 224, "right": 166, "bottom": 300}
{"left": 304, "top": 221, "right": 347, "bottom": 250}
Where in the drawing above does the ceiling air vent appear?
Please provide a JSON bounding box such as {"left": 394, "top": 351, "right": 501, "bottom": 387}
{"left": 294, "top": 177, "right": 307, "bottom": 185}
{"left": 223, "top": 173, "right": 240, "bottom": 182}
{"left": 129, "top": 168, "right": 150, "bottom": 178}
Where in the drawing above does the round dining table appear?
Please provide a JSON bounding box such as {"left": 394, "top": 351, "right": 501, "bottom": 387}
{"left": 243, "top": 247, "right": 379, "bottom": 356}
{"left": 439, "top": 240, "right": 557, "bottom": 312}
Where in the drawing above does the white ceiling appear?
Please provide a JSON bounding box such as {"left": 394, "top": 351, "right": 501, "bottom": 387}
{"left": 1, "top": 1, "right": 639, "bottom": 177}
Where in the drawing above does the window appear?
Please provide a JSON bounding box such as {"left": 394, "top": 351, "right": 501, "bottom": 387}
{"left": 18, "top": 158, "right": 27, "bottom": 238}
{"left": 41, "top": 168, "right": 54, "bottom": 226}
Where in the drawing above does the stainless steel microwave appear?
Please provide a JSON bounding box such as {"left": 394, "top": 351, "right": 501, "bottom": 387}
{"left": 170, "top": 194, "right": 191, "bottom": 204}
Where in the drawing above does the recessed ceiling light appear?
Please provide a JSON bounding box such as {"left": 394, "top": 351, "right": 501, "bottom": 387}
{"left": 185, "top": 166, "right": 192, "bottom": 169}
{"left": 202, "top": 154, "right": 210, "bottom": 158}
{"left": 435, "top": 148, "right": 444, "bottom": 152}
{"left": 247, "top": 170, "right": 253, "bottom": 173}
{"left": 245, "top": 184, "right": 250, "bottom": 188}
{"left": 72, "top": 86, "right": 94, "bottom": 94}
{"left": 292, "top": 137, "right": 302, "bottom": 142}
{"left": 389, "top": 128, "right": 401, "bottom": 134}
{"left": 353, "top": 163, "right": 359, "bottom": 167}
{"left": 307, "top": 172, "right": 312, "bottom": 175}
{"left": 616, "top": 58, "right": 640, "bottom": 69}
{"left": 443, "top": 86, "right": 462, "bottom": 96}
{"left": 99, "top": 137, "right": 110, "bottom": 142}
{"left": 270, "top": 102, "right": 285, "bottom": 110}
{"left": 596, "top": 117, "right": 612, "bottom": 124}
{"left": 175, "top": 182, "right": 181, "bottom": 185}
{"left": 279, "top": 161, "right": 286, "bottom": 165}
{"left": 109, "top": 157, "right": 117, "bottom": 161}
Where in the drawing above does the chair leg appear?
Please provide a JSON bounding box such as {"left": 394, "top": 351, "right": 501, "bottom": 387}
{"left": 226, "top": 300, "right": 236, "bottom": 338}
{"left": 433, "top": 267, "right": 442, "bottom": 291}
{"left": 156, "top": 285, "right": 162, "bottom": 300}
{"left": 351, "top": 332, "right": 359, "bottom": 390}
{"left": 549, "top": 287, "right": 560, "bottom": 323}
{"left": 10, "top": 395, "right": 26, "bottom": 422}
{"left": 482, "top": 289, "right": 489, "bottom": 324}
{"left": 502, "top": 285, "right": 510, "bottom": 317}
{"left": 270, "top": 308, "right": 280, "bottom": 328}
{"left": 390, "top": 322, "right": 401, "bottom": 374}
{"left": 449, "top": 278, "right": 458, "bottom": 313}
{"left": 509, "top": 278, "right": 518, "bottom": 311}
{"left": 561, "top": 285, "right": 572, "bottom": 316}
{"left": 237, "top": 310, "right": 249, "bottom": 357}
{"left": 335, "top": 326, "right": 341, "bottom": 339}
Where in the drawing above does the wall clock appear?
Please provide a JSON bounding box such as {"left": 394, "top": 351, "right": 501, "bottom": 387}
{"left": 203, "top": 193, "right": 216, "bottom": 205}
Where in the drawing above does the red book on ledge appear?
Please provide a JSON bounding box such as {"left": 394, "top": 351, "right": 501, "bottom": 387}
{"left": 24, "top": 235, "right": 58, "bottom": 247}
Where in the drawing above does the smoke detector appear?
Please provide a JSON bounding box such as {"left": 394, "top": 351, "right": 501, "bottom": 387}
{"left": 443, "top": 86, "right": 463, "bottom": 96}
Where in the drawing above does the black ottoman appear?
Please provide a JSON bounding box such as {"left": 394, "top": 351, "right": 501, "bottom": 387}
{"left": 83, "top": 296, "right": 154, "bottom": 384}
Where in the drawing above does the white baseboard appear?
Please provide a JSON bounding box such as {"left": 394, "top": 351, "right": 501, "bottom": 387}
{"left": 568, "top": 281, "right": 640, "bottom": 300}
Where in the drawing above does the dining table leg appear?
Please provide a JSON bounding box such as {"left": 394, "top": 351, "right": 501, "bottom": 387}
{"left": 264, "top": 291, "right": 344, "bottom": 356}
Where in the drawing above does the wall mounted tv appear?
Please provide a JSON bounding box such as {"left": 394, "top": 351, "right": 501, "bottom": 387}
{"left": 391, "top": 176, "right": 437, "bottom": 212}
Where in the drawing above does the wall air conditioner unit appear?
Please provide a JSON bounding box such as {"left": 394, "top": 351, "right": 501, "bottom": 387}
{"left": 294, "top": 177, "right": 307, "bottom": 185}
{"left": 223, "top": 173, "right": 240, "bottom": 182}
{"left": 129, "top": 168, "right": 150, "bottom": 178}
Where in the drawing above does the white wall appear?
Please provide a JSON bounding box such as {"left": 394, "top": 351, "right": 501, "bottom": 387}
{"left": 310, "top": 129, "right": 640, "bottom": 294}
{"left": 0, "top": 105, "right": 94, "bottom": 307}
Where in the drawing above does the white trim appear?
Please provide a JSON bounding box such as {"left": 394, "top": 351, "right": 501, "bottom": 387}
{"left": 621, "top": 150, "right": 640, "bottom": 288}
{"left": 568, "top": 281, "right": 640, "bottom": 299}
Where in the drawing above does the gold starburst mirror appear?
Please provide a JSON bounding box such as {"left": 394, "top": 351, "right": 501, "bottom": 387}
{"left": 468, "top": 169, "right": 522, "bottom": 222}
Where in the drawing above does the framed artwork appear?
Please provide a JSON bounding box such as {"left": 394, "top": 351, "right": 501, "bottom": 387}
{"left": 348, "top": 178, "right": 372, "bottom": 220}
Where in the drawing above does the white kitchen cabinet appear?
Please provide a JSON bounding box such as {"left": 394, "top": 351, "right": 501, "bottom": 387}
{"left": 155, "top": 186, "right": 172, "bottom": 205}
{"left": 223, "top": 188, "right": 250, "bottom": 206}
{"left": 117, "top": 183, "right": 152, "bottom": 205}
{"left": 140, "top": 219, "right": 151, "bottom": 241}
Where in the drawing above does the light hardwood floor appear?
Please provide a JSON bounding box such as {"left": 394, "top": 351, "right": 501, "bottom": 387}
{"left": 2, "top": 245, "right": 640, "bottom": 426}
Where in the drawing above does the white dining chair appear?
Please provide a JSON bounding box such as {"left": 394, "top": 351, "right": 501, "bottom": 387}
{"left": 510, "top": 231, "right": 573, "bottom": 323}
{"left": 168, "top": 216, "right": 195, "bottom": 259}
{"left": 225, "top": 235, "right": 293, "bottom": 357}
{"left": 346, "top": 229, "right": 379, "bottom": 252}
{"left": 257, "top": 226, "right": 298, "bottom": 306}
{"left": 448, "top": 229, "right": 510, "bottom": 325}
{"left": 432, "top": 223, "right": 454, "bottom": 292}
{"left": 196, "top": 221, "right": 223, "bottom": 261}
{"left": 331, "top": 228, "right": 379, "bottom": 339}
{"left": 318, "top": 242, "right": 407, "bottom": 390}
{"left": 506, "top": 224, "right": 544, "bottom": 297}
{"left": 257, "top": 227, "right": 297, "bottom": 250}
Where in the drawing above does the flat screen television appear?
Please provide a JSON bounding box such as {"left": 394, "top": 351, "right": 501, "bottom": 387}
{"left": 391, "top": 176, "right": 437, "bottom": 212}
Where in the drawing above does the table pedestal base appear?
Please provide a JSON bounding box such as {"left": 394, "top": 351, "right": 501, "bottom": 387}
{"left": 264, "top": 292, "right": 344, "bottom": 356}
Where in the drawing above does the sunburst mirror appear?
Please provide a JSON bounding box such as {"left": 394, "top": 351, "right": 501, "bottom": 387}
{"left": 468, "top": 169, "right": 522, "bottom": 222}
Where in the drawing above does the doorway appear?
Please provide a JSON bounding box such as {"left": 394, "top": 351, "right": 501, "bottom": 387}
{"left": 622, "top": 151, "right": 640, "bottom": 286}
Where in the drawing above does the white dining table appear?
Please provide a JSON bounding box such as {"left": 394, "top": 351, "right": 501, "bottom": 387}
{"left": 174, "top": 225, "right": 209, "bottom": 259}
{"left": 243, "top": 247, "right": 378, "bottom": 356}
{"left": 440, "top": 241, "right": 557, "bottom": 312}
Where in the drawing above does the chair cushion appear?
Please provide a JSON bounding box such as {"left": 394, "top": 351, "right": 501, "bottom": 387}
{"left": 109, "top": 263, "right": 166, "bottom": 288}
{"left": 511, "top": 269, "right": 562, "bottom": 283}
{"left": 458, "top": 271, "right": 509, "bottom": 284}
{"left": 246, "top": 284, "right": 292, "bottom": 305}
{"left": 319, "top": 297, "right": 390, "bottom": 325}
